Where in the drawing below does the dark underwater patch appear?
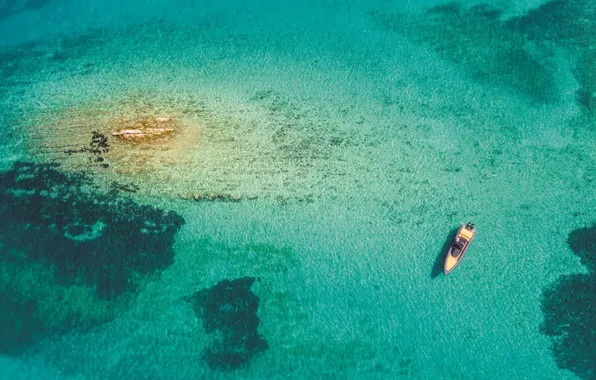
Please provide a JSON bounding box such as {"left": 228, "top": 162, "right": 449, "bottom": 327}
{"left": 372, "top": 2, "right": 557, "bottom": 103}
{"left": 0, "top": 0, "right": 55, "bottom": 22}
{"left": 424, "top": 3, "right": 556, "bottom": 102}
{"left": 0, "top": 40, "right": 44, "bottom": 86}
{"left": 0, "top": 289, "right": 44, "bottom": 356}
{"left": 505, "top": 0, "right": 596, "bottom": 112}
{"left": 0, "top": 21, "right": 110, "bottom": 91}
{"left": 574, "top": 49, "right": 596, "bottom": 112}
{"left": 540, "top": 224, "right": 596, "bottom": 379}
{"left": 567, "top": 225, "right": 596, "bottom": 271}
{"left": 64, "top": 131, "right": 111, "bottom": 168}
{"left": 0, "top": 161, "right": 184, "bottom": 355}
{"left": 187, "top": 277, "right": 268, "bottom": 371}
{"left": 0, "top": 0, "right": 19, "bottom": 22}
{"left": 505, "top": 0, "right": 595, "bottom": 49}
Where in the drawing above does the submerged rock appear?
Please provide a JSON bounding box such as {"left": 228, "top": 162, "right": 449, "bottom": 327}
{"left": 187, "top": 277, "right": 268, "bottom": 371}
{"left": 112, "top": 116, "right": 175, "bottom": 140}
{"left": 112, "top": 127, "right": 174, "bottom": 139}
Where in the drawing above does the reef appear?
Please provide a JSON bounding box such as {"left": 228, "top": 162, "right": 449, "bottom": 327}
{"left": 187, "top": 277, "right": 268, "bottom": 371}
{"left": 541, "top": 225, "right": 596, "bottom": 380}
{"left": 0, "top": 161, "right": 184, "bottom": 355}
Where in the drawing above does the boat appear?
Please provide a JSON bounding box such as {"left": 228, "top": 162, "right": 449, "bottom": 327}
{"left": 444, "top": 222, "right": 476, "bottom": 275}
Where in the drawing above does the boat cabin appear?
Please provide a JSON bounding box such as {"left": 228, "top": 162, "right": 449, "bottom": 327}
{"left": 451, "top": 238, "right": 467, "bottom": 257}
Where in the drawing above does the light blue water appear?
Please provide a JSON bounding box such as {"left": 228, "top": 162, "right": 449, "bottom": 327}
{"left": 0, "top": 1, "right": 594, "bottom": 379}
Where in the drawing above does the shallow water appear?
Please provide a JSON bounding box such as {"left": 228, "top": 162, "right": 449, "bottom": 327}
{"left": 0, "top": 1, "right": 594, "bottom": 379}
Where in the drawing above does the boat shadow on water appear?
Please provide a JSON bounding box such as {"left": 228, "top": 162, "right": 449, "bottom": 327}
{"left": 431, "top": 227, "right": 459, "bottom": 279}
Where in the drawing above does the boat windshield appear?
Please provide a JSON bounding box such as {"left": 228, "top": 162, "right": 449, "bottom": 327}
{"left": 451, "top": 239, "right": 466, "bottom": 257}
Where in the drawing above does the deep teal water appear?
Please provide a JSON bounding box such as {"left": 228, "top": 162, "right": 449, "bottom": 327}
{"left": 0, "top": 1, "right": 594, "bottom": 379}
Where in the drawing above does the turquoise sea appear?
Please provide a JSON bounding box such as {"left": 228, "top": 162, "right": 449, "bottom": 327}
{"left": 0, "top": 0, "right": 594, "bottom": 379}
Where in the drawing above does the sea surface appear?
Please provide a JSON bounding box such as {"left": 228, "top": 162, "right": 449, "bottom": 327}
{"left": 0, "top": 0, "right": 594, "bottom": 379}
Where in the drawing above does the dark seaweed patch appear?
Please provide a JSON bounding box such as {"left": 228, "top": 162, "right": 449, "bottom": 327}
{"left": 110, "top": 181, "right": 140, "bottom": 193}
{"left": 0, "top": 20, "right": 107, "bottom": 89}
{"left": 187, "top": 277, "right": 268, "bottom": 371}
{"left": 426, "top": 2, "right": 461, "bottom": 15}
{"left": 0, "top": 161, "right": 184, "bottom": 354}
{"left": 0, "top": 0, "right": 17, "bottom": 21}
{"left": 64, "top": 131, "right": 110, "bottom": 168}
{"left": 0, "top": 40, "right": 45, "bottom": 87}
{"left": 505, "top": 1, "right": 595, "bottom": 49}
{"left": 0, "top": 0, "right": 54, "bottom": 21}
{"left": 373, "top": 3, "right": 557, "bottom": 102}
{"left": 574, "top": 49, "right": 596, "bottom": 112}
{"left": 373, "top": 1, "right": 594, "bottom": 109}
{"left": 0, "top": 290, "right": 44, "bottom": 356}
{"left": 568, "top": 226, "right": 596, "bottom": 271}
{"left": 428, "top": 3, "right": 555, "bottom": 101}
{"left": 505, "top": 0, "right": 595, "bottom": 112}
{"left": 540, "top": 225, "right": 596, "bottom": 379}
{"left": 468, "top": 4, "right": 502, "bottom": 19}
{"left": 0, "top": 161, "right": 184, "bottom": 300}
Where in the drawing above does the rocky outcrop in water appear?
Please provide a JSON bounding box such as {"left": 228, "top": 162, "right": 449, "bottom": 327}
{"left": 112, "top": 116, "right": 174, "bottom": 140}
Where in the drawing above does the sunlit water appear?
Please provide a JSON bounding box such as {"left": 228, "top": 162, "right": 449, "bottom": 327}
{"left": 0, "top": 1, "right": 594, "bottom": 379}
